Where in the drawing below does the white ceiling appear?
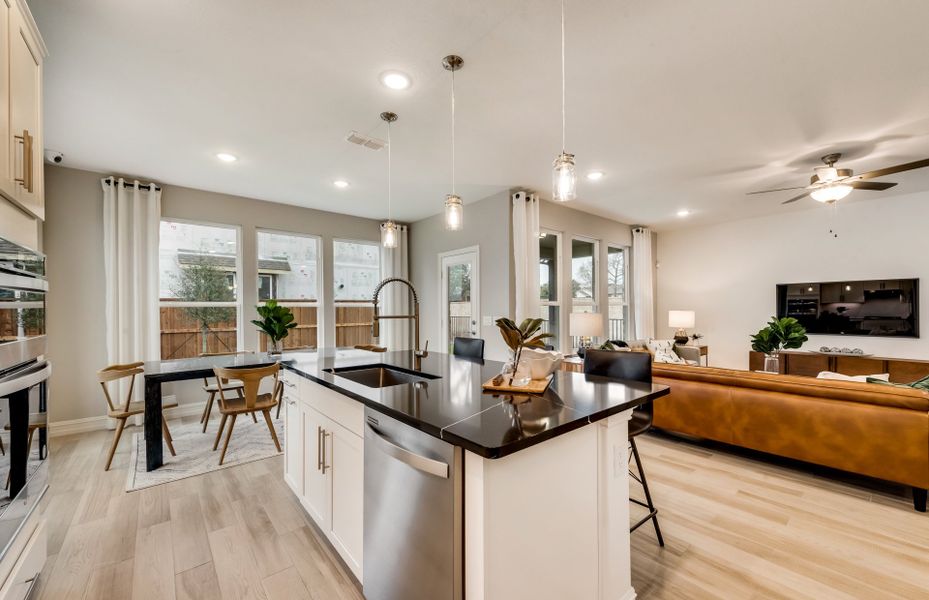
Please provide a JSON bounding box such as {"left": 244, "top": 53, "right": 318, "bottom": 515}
{"left": 31, "top": 0, "right": 929, "bottom": 230}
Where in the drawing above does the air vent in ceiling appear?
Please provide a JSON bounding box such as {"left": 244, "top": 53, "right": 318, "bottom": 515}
{"left": 346, "top": 130, "right": 387, "bottom": 151}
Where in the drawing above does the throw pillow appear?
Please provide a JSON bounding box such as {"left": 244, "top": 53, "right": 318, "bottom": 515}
{"left": 817, "top": 371, "right": 890, "bottom": 383}
{"left": 647, "top": 339, "right": 685, "bottom": 364}
{"left": 866, "top": 374, "right": 929, "bottom": 389}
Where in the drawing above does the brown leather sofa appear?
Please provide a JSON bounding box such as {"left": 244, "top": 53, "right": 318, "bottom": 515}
{"left": 651, "top": 363, "right": 929, "bottom": 512}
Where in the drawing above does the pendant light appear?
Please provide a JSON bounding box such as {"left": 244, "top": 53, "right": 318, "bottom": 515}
{"left": 552, "top": 0, "right": 576, "bottom": 202}
{"left": 380, "top": 111, "right": 399, "bottom": 249}
{"left": 442, "top": 55, "right": 464, "bottom": 230}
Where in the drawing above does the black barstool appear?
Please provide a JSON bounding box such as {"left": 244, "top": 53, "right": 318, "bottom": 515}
{"left": 583, "top": 349, "right": 664, "bottom": 547}
{"left": 452, "top": 337, "right": 485, "bottom": 360}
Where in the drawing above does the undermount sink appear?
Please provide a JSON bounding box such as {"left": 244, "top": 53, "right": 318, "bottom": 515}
{"left": 325, "top": 364, "right": 440, "bottom": 388}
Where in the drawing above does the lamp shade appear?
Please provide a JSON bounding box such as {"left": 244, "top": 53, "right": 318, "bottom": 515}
{"left": 668, "top": 310, "right": 695, "bottom": 329}
{"left": 569, "top": 312, "right": 604, "bottom": 337}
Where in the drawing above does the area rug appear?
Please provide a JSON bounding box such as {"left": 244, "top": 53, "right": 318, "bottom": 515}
{"left": 126, "top": 415, "right": 284, "bottom": 492}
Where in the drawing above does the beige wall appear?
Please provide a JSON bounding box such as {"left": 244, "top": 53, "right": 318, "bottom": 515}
{"left": 44, "top": 165, "right": 382, "bottom": 424}
{"left": 656, "top": 191, "right": 929, "bottom": 369}
{"left": 409, "top": 191, "right": 514, "bottom": 361}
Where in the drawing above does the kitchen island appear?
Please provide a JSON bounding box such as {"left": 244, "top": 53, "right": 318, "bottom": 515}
{"left": 280, "top": 348, "right": 669, "bottom": 600}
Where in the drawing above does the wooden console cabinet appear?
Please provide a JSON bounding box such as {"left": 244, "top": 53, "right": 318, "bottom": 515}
{"left": 749, "top": 351, "right": 929, "bottom": 382}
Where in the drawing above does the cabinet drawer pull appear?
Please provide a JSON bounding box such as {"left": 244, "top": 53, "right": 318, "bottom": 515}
{"left": 317, "top": 425, "right": 323, "bottom": 472}
{"left": 13, "top": 130, "right": 32, "bottom": 193}
{"left": 321, "top": 429, "right": 331, "bottom": 474}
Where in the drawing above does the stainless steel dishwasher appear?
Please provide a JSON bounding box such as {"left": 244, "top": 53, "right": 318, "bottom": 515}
{"left": 363, "top": 408, "right": 463, "bottom": 600}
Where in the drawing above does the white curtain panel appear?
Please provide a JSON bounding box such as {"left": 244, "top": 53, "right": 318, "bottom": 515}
{"left": 101, "top": 177, "right": 162, "bottom": 402}
{"left": 379, "top": 225, "right": 411, "bottom": 350}
{"left": 632, "top": 226, "right": 656, "bottom": 339}
{"left": 512, "top": 191, "right": 540, "bottom": 322}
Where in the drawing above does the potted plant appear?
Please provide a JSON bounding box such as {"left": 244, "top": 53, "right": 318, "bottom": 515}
{"left": 494, "top": 318, "right": 554, "bottom": 385}
{"left": 750, "top": 316, "right": 809, "bottom": 373}
{"left": 252, "top": 300, "right": 297, "bottom": 356}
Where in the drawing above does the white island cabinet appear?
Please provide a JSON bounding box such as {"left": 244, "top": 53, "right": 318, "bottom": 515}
{"left": 281, "top": 370, "right": 364, "bottom": 579}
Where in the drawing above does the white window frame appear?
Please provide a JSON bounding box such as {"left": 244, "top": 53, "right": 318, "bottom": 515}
{"left": 570, "top": 235, "right": 599, "bottom": 349}
{"left": 332, "top": 238, "right": 382, "bottom": 346}
{"left": 256, "top": 228, "right": 323, "bottom": 350}
{"left": 606, "top": 244, "right": 630, "bottom": 342}
{"left": 158, "top": 218, "right": 244, "bottom": 356}
{"left": 538, "top": 229, "right": 563, "bottom": 352}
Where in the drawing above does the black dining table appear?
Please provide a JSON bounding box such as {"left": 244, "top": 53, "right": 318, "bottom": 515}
{"left": 142, "top": 353, "right": 285, "bottom": 471}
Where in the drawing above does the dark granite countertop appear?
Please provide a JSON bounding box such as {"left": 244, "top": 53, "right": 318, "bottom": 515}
{"left": 284, "top": 349, "right": 669, "bottom": 459}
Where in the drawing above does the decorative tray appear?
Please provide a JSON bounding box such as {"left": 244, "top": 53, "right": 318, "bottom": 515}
{"left": 482, "top": 373, "right": 554, "bottom": 395}
{"left": 811, "top": 350, "right": 873, "bottom": 358}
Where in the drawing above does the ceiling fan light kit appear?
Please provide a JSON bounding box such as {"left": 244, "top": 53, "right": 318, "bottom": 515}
{"left": 443, "top": 54, "right": 464, "bottom": 231}
{"left": 380, "top": 111, "right": 399, "bottom": 249}
{"left": 747, "top": 152, "right": 929, "bottom": 206}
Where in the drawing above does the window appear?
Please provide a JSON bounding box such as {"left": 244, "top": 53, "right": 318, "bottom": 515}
{"left": 256, "top": 230, "right": 320, "bottom": 350}
{"left": 159, "top": 220, "right": 240, "bottom": 359}
{"left": 333, "top": 240, "right": 380, "bottom": 347}
{"left": 607, "top": 245, "right": 629, "bottom": 342}
{"left": 539, "top": 231, "right": 561, "bottom": 351}
{"left": 570, "top": 237, "right": 598, "bottom": 348}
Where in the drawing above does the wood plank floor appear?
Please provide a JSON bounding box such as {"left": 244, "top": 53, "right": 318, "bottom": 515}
{"left": 35, "top": 417, "right": 929, "bottom": 599}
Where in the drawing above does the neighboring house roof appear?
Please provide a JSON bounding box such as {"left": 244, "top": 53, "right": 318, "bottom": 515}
{"left": 176, "top": 250, "right": 291, "bottom": 272}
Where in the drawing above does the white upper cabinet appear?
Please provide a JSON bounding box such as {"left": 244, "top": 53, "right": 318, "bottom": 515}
{"left": 0, "top": 0, "right": 46, "bottom": 221}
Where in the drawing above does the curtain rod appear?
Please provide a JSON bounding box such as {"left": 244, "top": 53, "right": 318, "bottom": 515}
{"left": 103, "top": 178, "right": 161, "bottom": 192}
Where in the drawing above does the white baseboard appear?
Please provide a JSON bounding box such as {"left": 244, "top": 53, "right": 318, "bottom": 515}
{"left": 49, "top": 395, "right": 203, "bottom": 438}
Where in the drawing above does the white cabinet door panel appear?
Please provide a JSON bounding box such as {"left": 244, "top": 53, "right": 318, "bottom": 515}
{"left": 329, "top": 423, "right": 363, "bottom": 578}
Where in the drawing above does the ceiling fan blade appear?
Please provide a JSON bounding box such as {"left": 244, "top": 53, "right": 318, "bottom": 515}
{"left": 781, "top": 192, "right": 810, "bottom": 205}
{"left": 851, "top": 181, "right": 897, "bottom": 191}
{"left": 746, "top": 185, "right": 807, "bottom": 195}
{"left": 844, "top": 158, "right": 929, "bottom": 183}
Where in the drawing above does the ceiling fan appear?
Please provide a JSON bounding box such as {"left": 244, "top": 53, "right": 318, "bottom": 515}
{"left": 747, "top": 153, "right": 929, "bottom": 205}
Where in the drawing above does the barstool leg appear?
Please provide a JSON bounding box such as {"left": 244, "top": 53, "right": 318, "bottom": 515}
{"left": 630, "top": 437, "right": 664, "bottom": 547}
{"left": 201, "top": 391, "right": 216, "bottom": 433}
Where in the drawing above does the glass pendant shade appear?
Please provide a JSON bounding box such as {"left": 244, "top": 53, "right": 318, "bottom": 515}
{"left": 810, "top": 183, "right": 852, "bottom": 203}
{"left": 380, "top": 220, "right": 398, "bottom": 249}
{"left": 444, "top": 194, "right": 463, "bottom": 230}
{"left": 552, "top": 152, "right": 577, "bottom": 202}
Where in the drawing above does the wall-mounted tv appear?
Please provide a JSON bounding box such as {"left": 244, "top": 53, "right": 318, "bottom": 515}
{"left": 776, "top": 279, "right": 919, "bottom": 338}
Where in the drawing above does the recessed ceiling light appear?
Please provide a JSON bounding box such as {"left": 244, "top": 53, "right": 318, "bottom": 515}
{"left": 216, "top": 153, "right": 237, "bottom": 162}
{"left": 333, "top": 180, "right": 349, "bottom": 189}
{"left": 586, "top": 170, "right": 604, "bottom": 181}
{"left": 379, "top": 70, "right": 412, "bottom": 90}
{"left": 676, "top": 209, "right": 690, "bottom": 217}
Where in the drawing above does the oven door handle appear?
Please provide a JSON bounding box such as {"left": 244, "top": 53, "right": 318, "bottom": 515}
{"left": 0, "top": 272, "right": 47, "bottom": 293}
{"left": 0, "top": 361, "right": 51, "bottom": 398}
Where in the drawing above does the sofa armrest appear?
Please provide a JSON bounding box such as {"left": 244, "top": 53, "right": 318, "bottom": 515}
{"left": 674, "top": 345, "right": 702, "bottom": 364}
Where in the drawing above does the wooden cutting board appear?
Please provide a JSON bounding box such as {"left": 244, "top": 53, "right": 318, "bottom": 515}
{"left": 482, "top": 374, "right": 553, "bottom": 395}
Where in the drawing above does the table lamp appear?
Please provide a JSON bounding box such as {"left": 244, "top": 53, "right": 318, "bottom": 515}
{"left": 570, "top": 312, "right": 603, "bottom": 357}
{"left": 668, "top": 310, "right": 695, "bottom": 345}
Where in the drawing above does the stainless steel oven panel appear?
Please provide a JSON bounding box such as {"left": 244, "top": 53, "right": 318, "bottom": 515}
{"left": 0, "top": 338, "right": 45, "bottom": 375}
{"left": 0, "top": 362, "right": 50, "bottom": 397}
{"left": 0, "top": 273, "right": 46, "bottom": 294}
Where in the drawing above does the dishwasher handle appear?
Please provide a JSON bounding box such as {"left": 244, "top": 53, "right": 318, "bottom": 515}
{"left": 366, "top": 424, "right": 449, "bottom": 479}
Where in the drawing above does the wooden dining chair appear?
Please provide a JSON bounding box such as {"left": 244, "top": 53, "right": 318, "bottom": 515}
{"left": 4, "top": 413, "right": 46, "bottom": 489}
{"left": 199, "top": 351, "right": 251, "bottom": 433}
{"left": 211, "top": 363, "right": 283, "bottom": 465}
{"left": 97, "top": 362, "right": 177, "bottom": 471}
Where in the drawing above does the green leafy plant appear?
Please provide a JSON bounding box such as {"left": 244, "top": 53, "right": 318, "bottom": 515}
{"left": 170, "top": 260, "right": 236, "bottom": 354}
{"left": 495, "top": 318, "right": 554, "bottom": 383}
{"left": 251, "top": 300, "right": 297, "bottom": 348}
{"left": 751, "top": 316, "right": 809, "bottom": 355}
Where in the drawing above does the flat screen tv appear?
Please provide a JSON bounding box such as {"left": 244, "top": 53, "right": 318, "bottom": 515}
{"left": 776, "top": 279, "right": 919, "bottom": 338}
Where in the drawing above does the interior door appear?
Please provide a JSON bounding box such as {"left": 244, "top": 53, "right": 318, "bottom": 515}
{"left": 439, "top": 249, "right": 480, "bottom": 353}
